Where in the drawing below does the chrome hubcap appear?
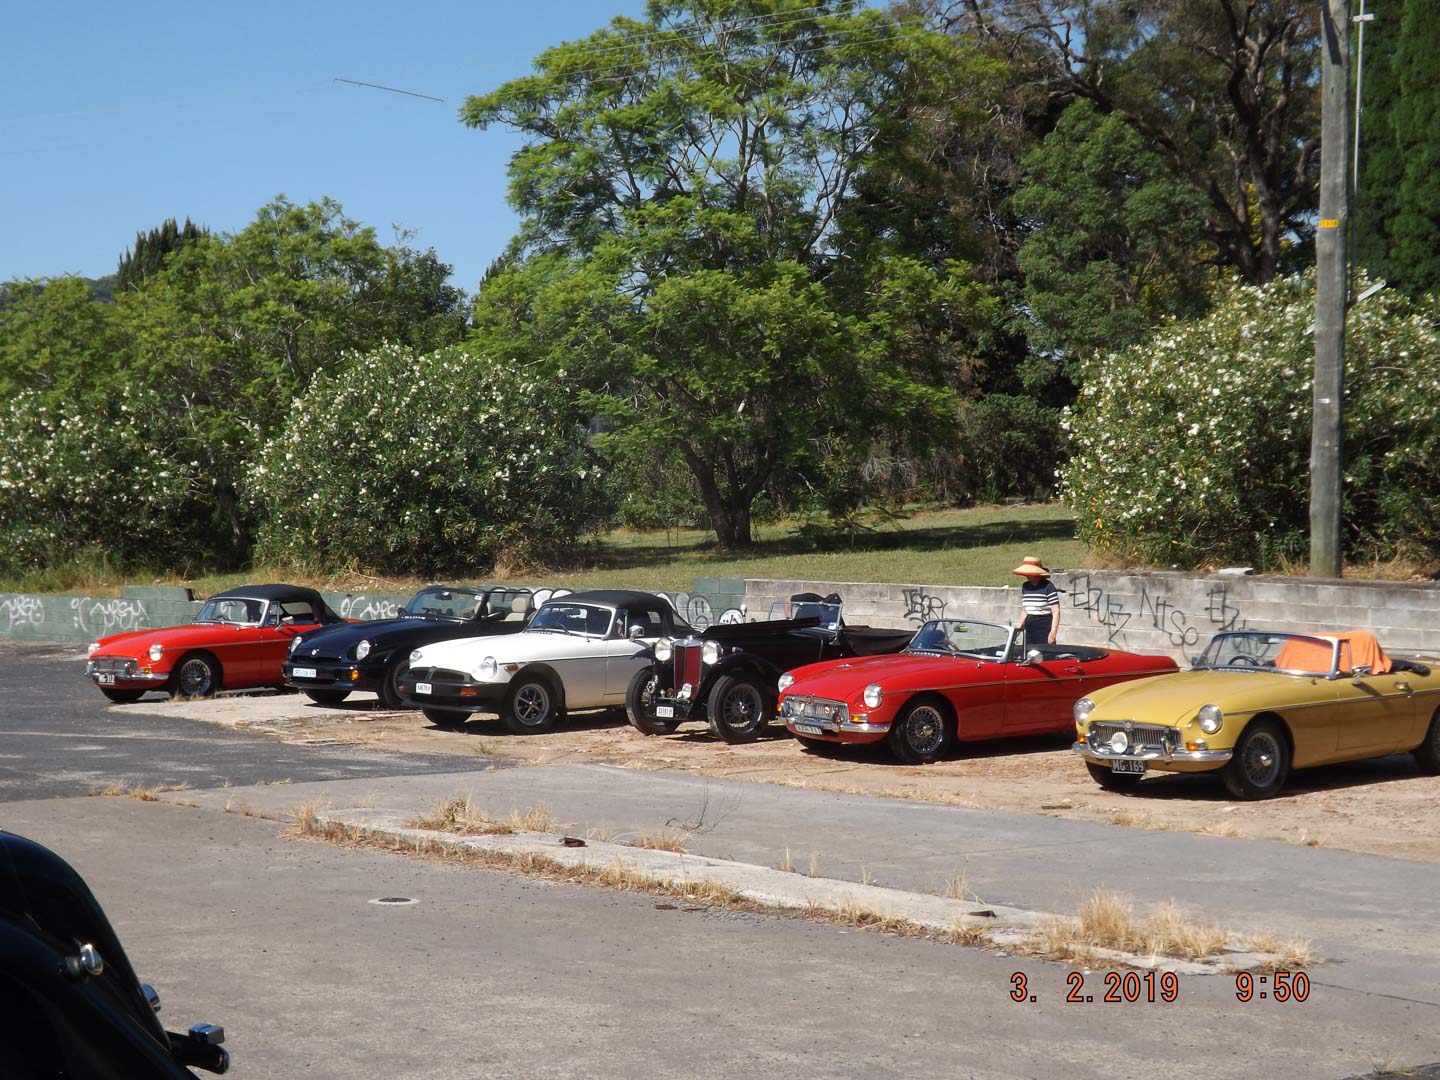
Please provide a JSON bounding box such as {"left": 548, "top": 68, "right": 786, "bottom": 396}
{"left": 179, "top": 660, "right": 212, "bottom": 696}
{"left": 1243, "top": 732, "right": 1282, "bottom": 787}
{"left": 514, "top": 684, "right": 550, "bottom": 726}
{"left": 905, "top": 706, "right": 945, "bottom": 756}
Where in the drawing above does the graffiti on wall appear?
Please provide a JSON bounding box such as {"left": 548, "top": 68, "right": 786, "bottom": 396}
{"left": 70, "top": 598, "right": 149, "bottom": 636}
{"left": 1063, "top": 574, "right": 1248, "bottom": 649}
{"left": 0, "top": 595, "right": 45, "bottom": 632}
{"left": 661, "top": 592, "right": 744, "bottom": 631}
{"left": 901, "top": 587, "right": 948, "bottom": 624}
{"left": 339, "top": 595, "right": 402, "bottom": 621}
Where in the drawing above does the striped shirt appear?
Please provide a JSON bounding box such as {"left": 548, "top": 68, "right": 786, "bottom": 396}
{"left": 1021, "top": 579, "right": 1060, "bottom": 616}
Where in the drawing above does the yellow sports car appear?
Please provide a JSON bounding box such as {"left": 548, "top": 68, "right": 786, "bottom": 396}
{"left": 1073, "top": 629, "right": 1440, "bottom": 799}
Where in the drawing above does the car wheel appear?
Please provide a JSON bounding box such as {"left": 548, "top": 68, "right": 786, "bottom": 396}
{"left": 503, "top": 675, "right": 563, "bottom": 735}
{"left": 1085, "top": 762, "right": 1144, "bottom": 791}
{"left": 1413, "top": 706, "right": 1440, "bottom": 774}
{"left": 422, "top": 707, "right": 468, "bottom": 729}
{"left": 304, "top": 689, "right": 352, "bottom": 706}
{"left": 886, "top": 696, "right": 953, "bottom": 765}
{"left": 625, "top": 667, "right": 680, "bottom": 736}
{"left": 100, "top": 688, "right": 145, "bottom": 704}
{"left": 707, "top": 674, "right": 771, "bottom": 744}
{"left": 169, "top": 653, "right": 219, "bottom": 699}
{"left": 377, "top": 661, "right": 408, "bottom": 711}
{"left": 1221, "top": 719, "right": 1291, "bottom": 799}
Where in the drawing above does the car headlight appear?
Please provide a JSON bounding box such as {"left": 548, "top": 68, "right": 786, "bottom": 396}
{"left": 1073, "top": 697, "right": 1096, "bottom": 724}
{"left": 87, "top": 642, "right": 100, "bottom": 657}
{"left": 289, "top": 635, "right": 302, "bottom": 655}
{"left": 1197, "top": 704, "right": 1223, "bottom": 734}
{"left": 863, "top": 683, "right": 884, "bottom": 710}
{"left": 1108, "top": 730, "right": 1129, "bottom": 754}
{"left": 409, "top": 648, "right": 424, "bottom": 664}
{"left": 701, "top": 640, "right": 721, "bottom": 665}
{"left": 654, "top": 638, "right": 673, "bottom": 662}
{"left": 356, "top": 640, "right": 371, "bottom": 660}
{"left": 148, "top": 643, "right": 164, "bottom": 662}
{"left": 474, "top": 656, "right": 498, "bottom": 680}
{"left": 777, "top": 673, "right": 794, "bottom": 693}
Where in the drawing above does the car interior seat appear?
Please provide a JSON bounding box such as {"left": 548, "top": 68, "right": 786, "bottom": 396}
{"left": 505, "top": 595, "right": 532, "bottom": 622}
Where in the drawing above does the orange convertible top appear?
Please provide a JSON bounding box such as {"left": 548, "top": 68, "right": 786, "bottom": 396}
{"left": 1274, "top": 629, "right": 1391, "bottom": 674}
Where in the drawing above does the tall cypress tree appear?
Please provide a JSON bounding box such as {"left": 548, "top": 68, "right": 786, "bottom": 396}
{"left": 116, "top": 217, "right": 205, "bottom": 292}
{"left": 1390, "top": 0, "right": 1440, "bottom": 296}
{"left": 1355, "top": 1, "right": 1404, "bottom": 285}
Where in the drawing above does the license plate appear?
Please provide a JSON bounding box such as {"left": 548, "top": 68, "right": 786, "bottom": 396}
{"left": 1111, "top": 759, "right": 1146, "bottom": 774}
{"left": 655, "top": 705, "right": 674, "bottom": 718}
{"left": 415, "top": 682, "right": 432, "bottom": 695}
{"left": 97, "top": 673, "right": 115, "bottom": 686}
{"left": 292, "top": 667, "right": 317, "bottom": 680}
{"left": 794, "top": 724, "right": 823, "bottom": 736}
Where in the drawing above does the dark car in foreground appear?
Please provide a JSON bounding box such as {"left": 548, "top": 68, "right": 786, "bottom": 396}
{"left": 283, "top": 585, "right": 555, "bottom": 708}
{"left": 625, "top": 593, "right": 914, "bottom": 743}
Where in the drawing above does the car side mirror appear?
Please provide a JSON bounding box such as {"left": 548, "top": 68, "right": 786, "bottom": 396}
{"left": 1022, "top": 649, "right": 1043, "bottom": 666}
{"left": 628, "top": 625, "right": 645, "bottom": 640}
{"left": 1351, "top": 664, "right": 1373, "bottom": 679}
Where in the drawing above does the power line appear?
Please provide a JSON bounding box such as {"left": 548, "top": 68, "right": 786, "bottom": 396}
{"left": 334, "top": 77, "right": 445, "bottom": 103}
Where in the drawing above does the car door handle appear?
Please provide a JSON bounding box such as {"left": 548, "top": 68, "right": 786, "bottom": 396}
{"left": 1062, "top": 665, "right": 1081, "bottom": 675}
{"left": 1394, "top": 680, "right": 1412, "bottom": 693}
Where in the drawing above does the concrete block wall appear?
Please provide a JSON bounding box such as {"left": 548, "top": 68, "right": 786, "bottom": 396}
{"left": 741, "top": 572, "right": 1440, "bottom": 664}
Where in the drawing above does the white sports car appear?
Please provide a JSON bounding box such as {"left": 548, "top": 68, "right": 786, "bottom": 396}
{"left": 399, "top": 590, "right": 691, "bottom": 734}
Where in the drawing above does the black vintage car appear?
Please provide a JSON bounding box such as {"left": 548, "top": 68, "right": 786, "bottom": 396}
{"left": 625, "top": 593, "right": 913, "bottom": 743}
{"left": 282, "top": 585, "right": 549, "bottom": 708}
{"left": 0, "top": 830, "right": 229, "bottom": 1077}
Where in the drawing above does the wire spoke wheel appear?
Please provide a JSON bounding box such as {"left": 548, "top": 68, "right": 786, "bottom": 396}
{"left": 174, "top": 656, "right": 218, "bottom": 698}
{"left": 1241, "top": 730, "right": 1282, "bottom": 789}
{"left": 901, "top": 705, "right": 946, "bottom": 758}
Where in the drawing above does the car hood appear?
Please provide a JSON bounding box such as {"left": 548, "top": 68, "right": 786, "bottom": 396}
{"left": 295, "top": 616, "right": 482, "bottom": 654}
{"left": 1086, "top": 668, "right": 1333, "bottom": 724}
{"left": 784, "top": 652, "right": 976, "bottom": 701}
{"left": 412, "top": 629, "right": 626, "bottom": 670}
{"left": 91, "top": 622, "right": 255, "bottom": 656}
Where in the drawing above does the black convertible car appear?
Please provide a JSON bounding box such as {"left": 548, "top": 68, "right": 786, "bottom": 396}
{"left": 625, "top": 593, "right": 913, "bottom": 743}
{"left": 282, "top": 585, "right": 552, "bottom": 708}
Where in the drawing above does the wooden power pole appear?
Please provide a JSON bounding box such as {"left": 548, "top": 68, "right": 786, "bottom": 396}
{"left": 1311, "top": 0, "right": 1350, "bottom": 579}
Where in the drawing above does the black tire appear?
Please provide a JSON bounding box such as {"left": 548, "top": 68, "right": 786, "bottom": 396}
{"left": 707, "top": 673, "right": 771, "bottom": 744}
{"left": 503, "top": 674, "right": 563, "bottom": 735}
{"left": 423, "top": 707, "right": 468, "bottom": 729}
{"left": 886, "top": 696, "right": 954, "bottom": 764}
{"left": 100, "top": 688, "right": 144, "bottom": 704}
{"left": 1086, "top": 762, "right": 1144, "bottom": 791}
{"left": 625, "top": 668, "right": 681, "bottom": 736}
{"left": 1413, "top": 707, "right": 1440, "bottom": 774}
{"left": 304, "top": 689, "right": 352, "bottom": 706}
{"left": 1221, "top": 718, "right": 1291, "bottom": 799}
{"left": 169, "top": 653, "right": 220, "bottom": 699}
{"left": 377, "top": 661, "right": 408, "bottom": 711}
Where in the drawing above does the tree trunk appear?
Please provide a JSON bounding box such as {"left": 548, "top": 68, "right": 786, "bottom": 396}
{"left": 680, "top": 446, "right": 755, "bottom": 549}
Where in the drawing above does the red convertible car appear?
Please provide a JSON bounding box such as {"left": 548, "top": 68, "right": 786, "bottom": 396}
{"left": 84, "top": 584, "right": 345, "bottom": 702}
{"left": 777, "top": 619, "right": 1178, "bottom": 763}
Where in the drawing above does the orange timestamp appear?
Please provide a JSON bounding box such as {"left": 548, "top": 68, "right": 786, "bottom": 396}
{"left": 1009, "top": 970, "right": 1181, "bottom": 1003}
{"left": 1234, "top": 970, "right": 1311, "bottom": 1002}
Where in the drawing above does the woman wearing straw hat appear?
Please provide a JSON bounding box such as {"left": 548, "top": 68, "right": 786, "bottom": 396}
{"left": 1013, "top": 556, "right": 1060, "bottom": 647}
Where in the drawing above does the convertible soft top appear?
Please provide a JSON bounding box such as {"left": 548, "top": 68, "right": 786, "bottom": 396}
{"left": 211, "top": 583, "right": 342, "bottom": 624}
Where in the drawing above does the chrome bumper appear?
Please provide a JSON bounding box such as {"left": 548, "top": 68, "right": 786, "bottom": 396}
{"left": 1073, "top": 741, "right": 1233, "bottom": 765}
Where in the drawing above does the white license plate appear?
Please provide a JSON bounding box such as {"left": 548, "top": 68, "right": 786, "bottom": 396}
{"left": 415, "top": 682, "right": 432, "bottom": 695}
{"left": 655, "top": 705, "right": 674, "bottom": 718}
{"left": 794, "top": 724, "right": 824, "bottom": 736}
{"left": 97, "top": 673, "right": 115, "bottom": 686}
{"left": 1111, "top": 759, "right": 1146, "bottom": 774}
{"left": 292, "top": 667, "right": 317, "bottom": 680}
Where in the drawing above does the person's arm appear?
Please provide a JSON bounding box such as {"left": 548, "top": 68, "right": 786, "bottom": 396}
{"left": 1047, "top": 592, "right": 1060, "bottom": 644}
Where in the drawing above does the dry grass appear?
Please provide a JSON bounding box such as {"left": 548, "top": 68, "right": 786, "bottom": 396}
{"left": 408, "top": 795, "right": 554, "bottom": 836}
{"left": 87, "top": 781, "right": 190, "bottom": 801}
{"left": 943, "top": 865, "right": 976, "bottom": 902}
{"left": 627, "top": 832, "right": 689, "bottom": 853}
{"left": 860, "top": 865, "right": 879, "bottom": 887}
{"left": 777, "top": 844, "right": 796, "bottom": 873}
{"left": 807, "top": 852, "right": 822, "bottom": 878}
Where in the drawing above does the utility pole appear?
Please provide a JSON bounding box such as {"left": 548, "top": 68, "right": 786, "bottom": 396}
{"left": 1311, "top": 0, "right": 1350, "bottom": 579}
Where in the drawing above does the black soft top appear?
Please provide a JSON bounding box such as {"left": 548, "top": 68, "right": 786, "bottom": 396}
{"left": 549, "top": 589, "right": 668, "bottom": 610}
{"left": 211, "top": 583, "right": 342, "bottom": 623}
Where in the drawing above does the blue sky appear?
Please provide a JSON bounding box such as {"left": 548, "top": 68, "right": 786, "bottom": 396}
{"left": 2, "top": 0, "right": 649, "bottom": 294}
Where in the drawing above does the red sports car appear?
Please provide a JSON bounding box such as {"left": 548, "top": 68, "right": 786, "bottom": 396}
{"left": 777, "top": 619, "right": 1178, "bottom": 764}
{"left": 84, "top": 584, "right": 345, "bottom": 702}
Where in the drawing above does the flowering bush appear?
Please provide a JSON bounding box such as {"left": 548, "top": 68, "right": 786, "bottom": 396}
{"left": 1062, "top": 275, "right": 1440, "bottom": 567}
{"left": 0, "top": 391, "right": 204, "bottom": 574}
{"left": 244, "top": 343, "right": 598, "bottom": 574}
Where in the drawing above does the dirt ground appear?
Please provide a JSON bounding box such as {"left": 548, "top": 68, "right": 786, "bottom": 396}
{"left": 123, "top": 688, "right": 1440, "bottom": 864}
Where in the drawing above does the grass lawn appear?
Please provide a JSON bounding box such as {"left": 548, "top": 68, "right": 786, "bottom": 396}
{"left": 1, "top": 504, "right": 1087, "bottom": 598}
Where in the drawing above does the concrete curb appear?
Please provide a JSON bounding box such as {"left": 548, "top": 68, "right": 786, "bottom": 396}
{"left": 315, "top": 807, "right": 1287, "bottom": 976}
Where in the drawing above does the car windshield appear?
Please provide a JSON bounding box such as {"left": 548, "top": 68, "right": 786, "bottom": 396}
{"left": 766, "top": 599, "right": 841, "bottom": 629}
{"left": 195, "top": 596, "right": 266, "bottom": 626}
{"left": 403, "top": 587, "right": 486, "bottom": 621}
{"left": 907, "top": 619, "right": 1014, "bottom": 660}
{"left": 1195, "top": 632, "right": 1338, "bottom": 677}
{"left": 528, "top": 603, "right": 614, "bottom": 637}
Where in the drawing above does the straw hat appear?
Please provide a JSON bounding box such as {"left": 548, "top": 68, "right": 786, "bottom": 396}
{"left": 1012, "top": 556, "right": 1050, "bottom": 578}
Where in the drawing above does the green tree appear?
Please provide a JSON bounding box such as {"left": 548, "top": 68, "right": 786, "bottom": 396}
{"left": 1354, "top": 1, "right": 1404, "bottom": 287}
{"left": 115, "top": 217, "right": 206, "bottom": 293}
{"left": 463, "top": 0, "right": 992, "bottom": 546}
{"left": 0, "top": 276, "right": 120, "bottom": 404}
{"left": 1390, "top": 0, "right": 1440, "bottom": 297}
{"left": 1012, "top": 99, "right": 1213, "bottom": 363}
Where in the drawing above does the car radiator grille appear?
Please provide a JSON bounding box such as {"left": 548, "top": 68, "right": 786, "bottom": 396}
{"left": 408, "top": 667, "right": 471, "bottom": 687}
{"left": 1087, "top": 722, "right": 1179, "bottom": 755}
{"left": 673, "top": 644, "right": 702, "bottom": 694}
{"left": 91, "top": 656, "right": 139, "bottom": 676}
{"left": 783, "top": 695, "right": 850, "bottom": 724}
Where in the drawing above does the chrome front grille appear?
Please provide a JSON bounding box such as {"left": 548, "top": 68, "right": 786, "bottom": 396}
{"left": 782, "top": 695, "right": 850, "bottom": 725}
{"left": 1087, "top": 722, "right": 1179, "bottom": 756}
{"left": 90, "top": 656, "right": 139, "bottom": 676}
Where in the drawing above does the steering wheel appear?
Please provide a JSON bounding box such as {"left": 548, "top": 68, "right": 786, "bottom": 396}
{"left": 1228, "top": 655, "right": 1262, "bottom": 666}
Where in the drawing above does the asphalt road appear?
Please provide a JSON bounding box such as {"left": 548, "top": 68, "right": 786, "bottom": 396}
{"left": 0, "top": 641, "right": 497, "bottom": 800}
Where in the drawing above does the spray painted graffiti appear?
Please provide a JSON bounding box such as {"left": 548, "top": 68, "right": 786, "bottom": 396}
{"left": 1064, "top": 575, "right": 1250, "bottom": 650}
{"left": 0, "top": 595, "right": 45, "bottom": 632}
{"left": 70, "top": 598, "right": 148, "bottom": 636}
{"left": 339, "top": 595, "right": 402, "bottom": 621}
{"left": 660, "top": 592, "right": 744, "bottom": 632}
{"left": 901, "top": 587, "right": 948, "bottom": 624}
